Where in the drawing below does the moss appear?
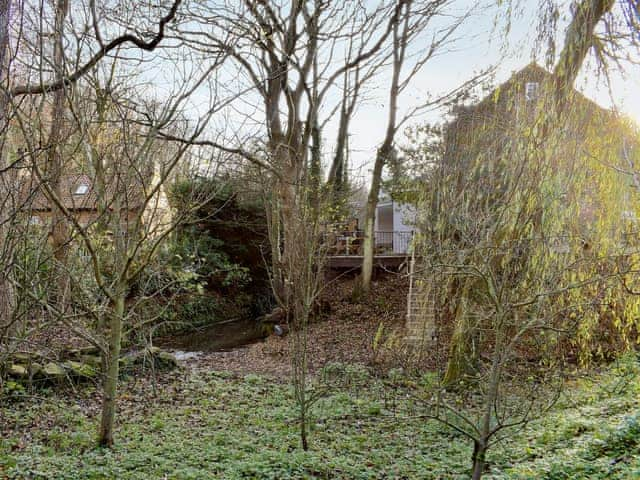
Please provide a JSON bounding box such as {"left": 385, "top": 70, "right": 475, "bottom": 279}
{"left": 42, "top": 362, "right": 65, "bottom": 378}
{"left": 8, "top": 365, "right": 27, "bottom": 378}
{"left": 64, "top": 361, "right": 98, "bottom": 378}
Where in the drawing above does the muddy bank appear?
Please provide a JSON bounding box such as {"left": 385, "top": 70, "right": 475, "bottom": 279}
{"left": 170, "top": 274, "right": 414, "bottom": 379}
{"left": 158, "top": 318, "right": 269, "bottom": 352}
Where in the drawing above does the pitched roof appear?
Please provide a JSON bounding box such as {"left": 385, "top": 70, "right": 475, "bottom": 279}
{"left": 457, "top": 62, "right": 608, "bottom": 119}
{"left": 27, "top": 173, "right": 145, "bottom": 212}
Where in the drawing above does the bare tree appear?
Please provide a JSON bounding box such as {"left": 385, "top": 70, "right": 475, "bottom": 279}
{"left": 165, "top": 0, "right": 446, "bottom": 450}
{"left": 5, "top": 0, "right": 227, "bottom": 445}
{"left": 0, "top": 0, "right": 186, "bottom": 363}
{"left": 10, "top": 0, "right": 183, "bottom": 96}
{"left": 358, "top": 0, "right": 475, "bottom": 294}
{"left": 73, "top": 75, "right": 222, "bottom": 447}
{"left": 14, "top": 71, "right": 223, "bottom": 445}
{"left": 0, "top": 0, "right": 14, "bottom": 344}
{"left": 412, "top": 85, "right": 635, "bottom": 479}
{"left": 172, "top": 0, "right": 412, "bottom": 290}
{"left": 407, "top": 2, "right": 627, "bottom": 477}
{"left": 324, "top": 29, "right": 385, "bottom": 208}
{"left": 44, "top": 0, "right": 71, "bottom": 309}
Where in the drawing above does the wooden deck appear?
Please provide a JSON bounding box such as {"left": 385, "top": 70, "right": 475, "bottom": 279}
{"left": 322, "top": 228, "right": 413, "bottom": 270}
{"left": 326, "top": 254, "right": 409, "bottom": 270}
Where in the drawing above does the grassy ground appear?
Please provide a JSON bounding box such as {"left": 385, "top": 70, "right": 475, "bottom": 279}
{"left": 1, "top": 354, "right": 639, "bottom": 480}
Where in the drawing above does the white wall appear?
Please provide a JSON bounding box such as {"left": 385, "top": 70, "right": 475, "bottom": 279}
{"left": 373, "top": 195, "right": 417, "bottom": 253}
{"left": 392, "top": 202, "right": 416, "bottom": 253}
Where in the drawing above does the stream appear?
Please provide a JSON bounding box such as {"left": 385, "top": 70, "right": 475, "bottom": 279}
{"left": 158, "top": 318, "right": 268, "bottom": 355}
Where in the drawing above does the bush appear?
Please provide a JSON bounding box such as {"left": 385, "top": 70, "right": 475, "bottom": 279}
{"left": 132, "top": 176, "right": 273, "bottom": 338}
{"left": 154, "top": 294, "right": 227, "bottom": 335}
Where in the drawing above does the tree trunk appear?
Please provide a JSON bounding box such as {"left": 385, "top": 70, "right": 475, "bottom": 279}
{"left": 470, "top": 325, "right": 503, "bottom": 480}
{"left": 471, "top": 440, "right": 487, "bottom": 480}
{"left": 0, "top": 0, "right": 14, "bottom": 338}
{"left": 443, "top": 279, "right": 478, "bottom": 385}
{"left": 327, "top": 100, "right": 350, "bottom": 200}
{"left": 360, "top": 145, "right": 388, "bottom": 294}
{"left": 46, "top": 0, "right": 70, "bottom": 309}
{"left": 96, "top": 142, "right": 134, "bottom": 447}
{"left": 358, "top": 2, "right": 405, "bottom": 294}
{"left": 274, "top": 145, "right": 299, "bottom": 309}
{"left": 98, "top": 289, "right": 124, "bottom": 447}
{"left": 552, "top": 0, "right": 615, "bottom": 112}
{"left": 300, "top": 411, "right": 309, "bottom": 451}
{"left": 309, "top": 118, "right": 322, "bottom": 215}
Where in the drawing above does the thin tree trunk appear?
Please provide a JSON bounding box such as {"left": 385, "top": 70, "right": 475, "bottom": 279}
{"left": 273, "top": 144, "right": 299, "bottom": 310}
{"left": 552, "top": 0, "right": 615, "bottom": 112}
{"left": 308, "top": 55, "right": 321, "bottom": 215}
{"left": 360, "top": 146, "right": 387, "bottom": 294}
{"left": 471, "top": 322, "right": 503, "bottom": 480}
{"left": 327, "top": 100, "right": 349, "bottom": 198}
{"left": 300, "top": 410, "right": 309, "bottom": 450}
{"left": 0, "top": 0, "right": 9, "bottom": 133}
{"left": 326, "top": 53, "right": 364, "bottom": 205}
{"left": 471, "top": 440, "right": 488, "bottom": 480}
{"left": 359, "top": 1, "right": 407, "bottom": 294}
{"left": 309, "top": 112, "right": 321, "bottom": 214}
{"left": 293, "top": 319, "right": 310, "bottom": 451}
{"left": 98, "top": 289, "right": 124, "bottom": 447}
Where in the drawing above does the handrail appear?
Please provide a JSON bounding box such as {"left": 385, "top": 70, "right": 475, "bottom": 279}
{"left": 322, "top": 230, "right": 414, "bottom": 255}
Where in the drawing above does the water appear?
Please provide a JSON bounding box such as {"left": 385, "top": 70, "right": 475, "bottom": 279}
{"left": 159, "top": 318, "right": 267, "bottom": 352}
{"left": 171, "top": 351, "right": 203, "bottom": 361}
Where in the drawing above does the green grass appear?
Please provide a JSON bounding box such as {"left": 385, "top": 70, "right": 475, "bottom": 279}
{"left": 1, "top": 357, "right": 639, "bottom": 479}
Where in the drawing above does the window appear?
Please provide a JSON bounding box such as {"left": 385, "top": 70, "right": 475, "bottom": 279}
{"left": 525, "top": 82, "right": 539, "bottom": 101}
{"left": 74, "top": 184, "right": 89, "bottom": 195}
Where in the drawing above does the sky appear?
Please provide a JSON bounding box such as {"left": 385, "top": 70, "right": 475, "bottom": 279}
{"left": 97, "top": 0, "right": 639, "bottom": 183}
{"left": 340, "top": 0, "right": 640, "bottom": 184}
